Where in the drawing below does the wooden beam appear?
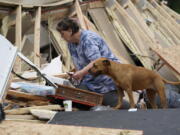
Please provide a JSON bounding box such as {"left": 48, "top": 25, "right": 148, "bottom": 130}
{"left": 15, "top": 5, "right": 22, "bottom": 72}
{"left": 34, "top": 7, "right": 41, "bottom": 67}
{"left": 75, "top": 0, "right": 87, "bottom": 29}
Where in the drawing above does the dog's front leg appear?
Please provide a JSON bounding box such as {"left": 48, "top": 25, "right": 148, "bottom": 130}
{"left": 114, "top": 89, "right": 124, "bottom": 109}
{"left": 126, "top": 88, "right": 136, "bottom": 108}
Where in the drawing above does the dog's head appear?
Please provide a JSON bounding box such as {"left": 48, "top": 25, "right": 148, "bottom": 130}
{"left": 89, "top": 58, "right": 111, "bottom": 76}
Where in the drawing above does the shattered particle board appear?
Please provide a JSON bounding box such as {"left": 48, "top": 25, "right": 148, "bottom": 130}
{"left": 0, "top": 121, "right": 143, "bottom": 135}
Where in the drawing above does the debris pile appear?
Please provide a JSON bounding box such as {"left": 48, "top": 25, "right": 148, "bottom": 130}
{"left": 0, "top": 0, "right": 179, "bottom": 125}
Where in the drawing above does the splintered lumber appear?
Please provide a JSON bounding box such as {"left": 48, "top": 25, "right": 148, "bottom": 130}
{"left": 30, "top": 109, "right": 57, "bottom": 120}
{"left": 5, "top": 105, "right": 63, "bottom": 115}
{"left": 0, "top": 121, "right": 143, "bottom": 135}
{"left": 34, "top": 6, "right": 41, "bottom": 67}
{"left": 7, "top": 90, "right": 48, "bottom": 101}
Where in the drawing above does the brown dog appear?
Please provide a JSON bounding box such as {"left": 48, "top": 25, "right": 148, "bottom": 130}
{"left": 89, "top": 57, "right": 180, "bottom": 109}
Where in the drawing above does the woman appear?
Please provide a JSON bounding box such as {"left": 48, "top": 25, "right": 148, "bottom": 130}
{"left": 56, "top": 18, "right": 127, "bottom": 108}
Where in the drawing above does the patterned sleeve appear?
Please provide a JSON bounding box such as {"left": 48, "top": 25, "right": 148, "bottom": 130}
{"left": 83, "top": 37, "right": 101, "bottom": 61}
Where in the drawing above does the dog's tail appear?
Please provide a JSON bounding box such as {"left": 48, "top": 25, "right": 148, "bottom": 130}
{"left": 162, "top": 78, "right": 180, "bottom": 85}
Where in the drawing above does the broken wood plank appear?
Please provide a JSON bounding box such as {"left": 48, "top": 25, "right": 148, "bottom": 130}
{"left": 0, "top": 121, "right": 143, "bottom": 135}
{"left": 34, "top": 6, "right": 41, "bottom": 67}
{"left": 5, "top": 105, "right": 63, "bottom": 115}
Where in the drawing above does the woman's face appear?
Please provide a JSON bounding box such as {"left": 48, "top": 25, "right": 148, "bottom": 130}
{"left": 60, "top": 29, "right": 73, "bottom": 42}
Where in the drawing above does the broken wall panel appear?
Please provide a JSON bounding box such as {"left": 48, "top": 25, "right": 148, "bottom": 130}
{"left": 150, "top": 1, "right": 180, "bottom": 31}
{"left": 121, "top": 1, "right": 173, "bottom": 48}
{"left": 105, "top": 1, "right": 155, "bottom": 69}
{"left": 88, "top": 8, "right": 134, "bottom": 64}
{"left": 145, "top": 2, "right": 180, "bottom": 45}
{"left": 121, "top": 0, "right": 156, "bottom": 40}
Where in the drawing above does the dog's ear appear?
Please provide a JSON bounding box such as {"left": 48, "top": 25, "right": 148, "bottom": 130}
{"left": 102, "top": 59, "right": 110, "bottom": 66}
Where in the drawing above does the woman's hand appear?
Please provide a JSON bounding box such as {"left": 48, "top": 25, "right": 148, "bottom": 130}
{"left": 72, "top": 60, "right": 95, "bottom": 81}
{"left": 72, "top": 70, "right": 85, "bottom": 81}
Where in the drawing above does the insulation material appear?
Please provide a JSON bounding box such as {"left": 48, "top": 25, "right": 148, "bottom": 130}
{"left": 41, "top": 56, "right": 63, "bottom": 76}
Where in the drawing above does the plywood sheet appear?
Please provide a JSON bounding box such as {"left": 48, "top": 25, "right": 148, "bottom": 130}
{"left": 0, "top": 121, "right": 143, "bottom": 135}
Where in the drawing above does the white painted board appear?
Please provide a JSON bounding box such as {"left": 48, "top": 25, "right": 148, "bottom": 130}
{"left": 0, "top": 35, "right": 17, "bottom": 101}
